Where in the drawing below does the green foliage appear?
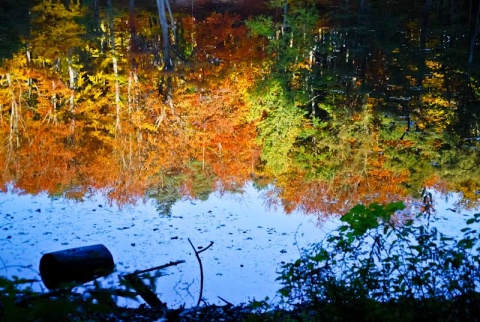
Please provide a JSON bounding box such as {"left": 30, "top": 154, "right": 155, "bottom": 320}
{"left": 268, "top": 0, "right": 285, "bottom": 9}
{"left": 147, "top": 170, "right": 185, "bottom": 216}
{"left": 278, "top": 202, "right": 480, "bottom": 320}
{"left": 248, "top": 80, "right": 305, "bottom": 174}
{"left": 245, "top": 16, "right": 275, "bottom": 38}
{"left": 340, "top": 201, "right": 405, "bottom": 238}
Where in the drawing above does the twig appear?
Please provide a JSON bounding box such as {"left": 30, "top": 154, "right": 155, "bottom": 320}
{"left": 389, "top": 97, "right": 412, "bottom": 140}
{"left": 0, "top": 256, "right": 8, "bottom": 275}
{"left": 0, "top": 264, "right": 42, "bottom": 279}
{"left": 120, "top": 260, "right": 185, "bottom": 308}
{"left": 188, "top": 238, "right": 214, "bottom": 307}
{"left": 294, "top": 224, "right": 303, "bottom": 256}
{"left": 218, "top": 295, "right": 233, "bottom": 306}
{"left": 399, "top": 104, "right": 411, "bottom": 140}
{"left": 126, "top": 260, "right": 185, "bottom": 276}
{"left": 179, "top": 279, "right": 196, "bottom": 301}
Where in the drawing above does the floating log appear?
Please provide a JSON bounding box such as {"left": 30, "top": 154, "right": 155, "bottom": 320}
{"left": 39, "top": 244, "right": 114, "bottom": 290}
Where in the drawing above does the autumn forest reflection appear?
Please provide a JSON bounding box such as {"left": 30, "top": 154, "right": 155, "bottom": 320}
{"left": 1, "top": 0, "right": 479, "bottom": 218}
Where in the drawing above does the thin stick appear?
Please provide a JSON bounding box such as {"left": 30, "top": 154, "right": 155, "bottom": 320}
{"left": 188, "top": 238, "right": 214, "bottom": 307}
{"left": 218, "top": 295, "right": 233, "bottom": 306}
{"left": 126, "top": 260, "right": 185, "bottom": 276}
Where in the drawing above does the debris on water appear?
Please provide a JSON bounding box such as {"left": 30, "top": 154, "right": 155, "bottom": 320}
{"left": 0, "top": 182, "right": 331, "bottom": 308}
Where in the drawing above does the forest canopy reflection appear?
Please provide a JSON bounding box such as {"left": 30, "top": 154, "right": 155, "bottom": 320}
{"left": 0, "top": 0, "right": 479, "bottom": 217}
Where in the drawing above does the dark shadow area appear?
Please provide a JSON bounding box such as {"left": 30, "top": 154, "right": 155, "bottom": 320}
{"left": 0, "top": 0, "right": 32, "bottom": 60}
{"left": 131, "top": 0, "right": 273, "bottom": 18}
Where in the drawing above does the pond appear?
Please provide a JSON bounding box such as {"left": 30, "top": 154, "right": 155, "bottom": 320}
{"left": 0, "top": 182, "right": 333, "bottom": 307}
{"left": 0, "top": 0, "right": 479, "bottom": 310}
{"left": 1, "top": 183, "right": 478, "bottom": 308}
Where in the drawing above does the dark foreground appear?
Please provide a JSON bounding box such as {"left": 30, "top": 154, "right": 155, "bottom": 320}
{"left": 3, "top": 292, "right": 480, "bottom": 322}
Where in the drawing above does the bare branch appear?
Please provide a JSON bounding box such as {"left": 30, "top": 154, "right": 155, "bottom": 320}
{"left": 188, "top": 238, "right": 214, "bottom": 307}
{"left": 126, "top": 260, "right": 185, "bottom": 276}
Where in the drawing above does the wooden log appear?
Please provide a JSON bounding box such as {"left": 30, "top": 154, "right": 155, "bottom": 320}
{"left": 39, "top": 244, "right": 114, "bottom": 290}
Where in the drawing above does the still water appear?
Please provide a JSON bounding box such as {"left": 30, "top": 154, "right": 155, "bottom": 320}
{"left": 0, "top": 182, "right": 331, "bottom": 307}
{"left": 0, "top": 182, "right": 477, "bottom": 308}
{"left": 1, "top": 0, "right": 480, "bottom": 309}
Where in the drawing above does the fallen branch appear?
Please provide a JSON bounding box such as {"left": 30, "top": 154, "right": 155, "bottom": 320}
{"left": 218, "top": 296, "right": 233, "bottom": 306}
{"left": 120, "top": 274, "right": 165, "bottom": 308}
{"left": 188, "top": 238, "right": 214, "bottom": 307}
{"left": 120, "top": 260, "right": 185, "bottom": 308}
{"left": 127, "top": 260, "right": 185, "bottom": 276}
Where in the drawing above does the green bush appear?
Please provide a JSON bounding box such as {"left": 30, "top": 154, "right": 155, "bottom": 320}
{"left": 277, "top": 201, "right": 480, "bottom": 321}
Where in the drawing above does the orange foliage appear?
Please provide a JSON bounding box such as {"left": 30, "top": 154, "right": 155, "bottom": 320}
{"left": 262, "top": 147, "right": 412, "bottom": 218}
{"left": 4, "top": 8, "right": 472, "bottom": 218}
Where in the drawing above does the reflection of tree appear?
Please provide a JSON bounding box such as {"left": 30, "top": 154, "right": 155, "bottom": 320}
{"left": 147, "top": 170, "right": 184, "bottom": 216}
{"left": 0, "top": 1, "right": 479, "bottom": 216}
{"left": 0, "top": 6, "right": 263, "bottom": 210}
{"left": 436, "top": 141, "right": 480, "bottom": 209}
{"left": 155, "top": 0, "right": 175, "bottom": 71}
{"left": 247, "top": 0, "right": 480, "bottom": 213}
{"left": 248, "top": 79, "right": 305, "bottom": 175}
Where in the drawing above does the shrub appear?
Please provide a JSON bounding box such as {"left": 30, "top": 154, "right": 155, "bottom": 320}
{"left": 277, "top": 201, "right": 480, "bottom": 321}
